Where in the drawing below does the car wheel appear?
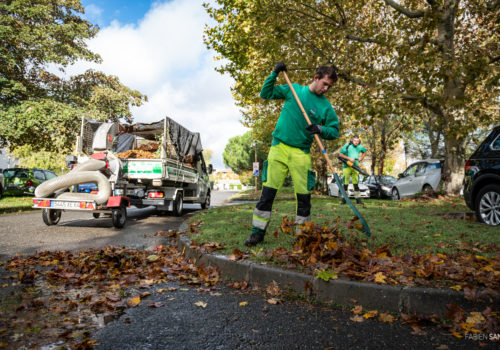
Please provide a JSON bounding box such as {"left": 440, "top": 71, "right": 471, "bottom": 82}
{"left": 423, "top": 184, "right": 433, "bottom": 193}
{"left": 173, "top": 192, "right": 183, "bottom": 217}
{"left": 201, "top": 192, "right": 211, "bottom": 209}
{"left": 391, "top": 187, "right": 400, "bottom": 200}
{"left": 42, "top": 208, "right": 61, "bottom": 226}
{"left": 475, "top": 184, "right": 500, "bottom": 226}
{"left": 0, "top": 185, "right": 3, "bottom": 200}
{"left": 112, "top": 205, "right": 127, "bottom": 228}
{"left": 93, "top": 213, "right": 101, "bottom": 219}
{"left": 376, "top": 188, "right": 382, "bottom": 199}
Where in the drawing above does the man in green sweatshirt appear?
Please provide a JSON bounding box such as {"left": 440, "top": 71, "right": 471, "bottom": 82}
{"left": 338, "top": 135, "right": 367, "bottom": 205}
{"left": 245, "top": 63, "right": 340, "bottom": 247}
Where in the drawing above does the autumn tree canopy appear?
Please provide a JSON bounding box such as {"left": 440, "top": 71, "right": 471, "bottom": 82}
{"left": 204, "top": 0, "right": 499, "bottom": 193}
{"left": 0, "top": 0, "right": 146, "bottom": 159}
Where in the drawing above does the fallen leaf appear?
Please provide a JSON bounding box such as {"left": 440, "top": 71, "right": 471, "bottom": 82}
{"left": 239, "top": 301, "right": 248, "bottom": 307}
{"left": 351, "top": 305, "right": 363, "bottom": 315}
{"left": 410, "top": 326, "right": 427, "bottom": 336}
{"left": 350, "top": 315, "right": 364, "bottom": 323}
{"left": 466, "top": 312, "right": 485, "bottom": 325}
{"left": 267, "top": 298, "right": 281, "bottom": 305}
{"left": 373, "top": 272, "right": 387, "bottom": 284}
{"left": 378, "top": 313, "right": 395, "bottom": 323}
{"left": 194, "top": 301, "right": 207, "bottom": 308}
{"left": 148, "top": 302, "right": 164, "bottom": 308}
{"left": 126, "top": 297, "right": 141, "bottom": 308}
{"left": 147, "top": 254, "right": 159, "bottom": 262}
{"left": 156, "top": 289, "right": 167, "bottom": 294}
{"left": 363, "top": 310, "right": 378, "bottom": 319}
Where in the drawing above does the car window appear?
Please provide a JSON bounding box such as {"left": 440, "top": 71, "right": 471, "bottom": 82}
{"left": 415, "top": 163, "right": 427, "bottom": 176}
{"left": 34, "top": 170, "right": 45, "bottom": 181}
{"left": 16, "top": 170, "right": 29, "bottom": 178}
{"left": 426, "top": 163, "right": 441, "bottom": 170}
{"left": 491, "top": 135, "right": 500, "bottom": 150}
{"left": 3, "top": 169, "right": 17, "bottom": 178}
{"left": 44, "top": 170, "right": 57, "bottom": 180}
{"left": 404, "top": 163, "right": 419, "bottom": 177}
{"left": 380, "top": 176, "right": 396, "bottom": 184}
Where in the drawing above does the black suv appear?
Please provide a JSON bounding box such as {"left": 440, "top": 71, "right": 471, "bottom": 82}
{"left": 463, "top": 125, "right": 500, "bottom": 226}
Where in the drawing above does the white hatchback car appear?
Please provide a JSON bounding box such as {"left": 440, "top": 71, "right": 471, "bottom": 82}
{"left": 391, "top": 159, "right": 443, "bottom": 200}
{"left": 328, "top": 176, "right": 370, "bottom": 198}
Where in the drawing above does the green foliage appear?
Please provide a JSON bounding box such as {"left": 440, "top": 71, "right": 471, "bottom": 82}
{"left": 0, "top": 0, "right": 147, "bottom": 155}
{"left": 9, "top": 145, "right": 66, "bottom": 172}
{"left": 204, "top": 0, "right": 499, "bottom": 192}
{"left": 222, "top": 131, "right": 267, "bottom": 173}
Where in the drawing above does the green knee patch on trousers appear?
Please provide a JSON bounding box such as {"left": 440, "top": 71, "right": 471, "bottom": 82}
{"left": 261, "top": 160, "right": 268, "bottom": 183}
{"left": 307, "top": 170, "right": 316, "bottom": 191}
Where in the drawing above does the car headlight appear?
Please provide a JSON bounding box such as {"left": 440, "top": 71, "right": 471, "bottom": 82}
{"left": 381, "top": 186, "right": 391, "bottom": 192}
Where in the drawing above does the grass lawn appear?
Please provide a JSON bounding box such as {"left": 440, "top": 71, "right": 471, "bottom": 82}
{"left": 188, "top": 194, "right": 499, "bottom": 257}
{"left": 229, "top": 186, "right": 329, "bottom": 201}
{"left": 0, "top": 196, "right": 35, "bottom": 214}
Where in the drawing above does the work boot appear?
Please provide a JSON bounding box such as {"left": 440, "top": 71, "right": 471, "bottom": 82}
{"left": 356, "top": 198, "right": 364, "bottom": 205}
{"left": 245, "top": 233, "right": 264, "bottom": 247}
{"left": 245, "top": 227, "right": 265, "bottom": 247}
{"left": 340, "top": 198, "right": 347, "bottom": 205}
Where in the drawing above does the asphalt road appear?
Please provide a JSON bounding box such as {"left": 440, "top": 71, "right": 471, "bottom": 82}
{"left": 0, "top": 190, "right": 237, "bottom": 258}
{"left": 1, "top": 190, "right": 495, "bottom": 349}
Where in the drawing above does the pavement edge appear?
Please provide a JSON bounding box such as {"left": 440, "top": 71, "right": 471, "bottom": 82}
{"left": 177, "top": 224, "right": 499, "bottom": 316}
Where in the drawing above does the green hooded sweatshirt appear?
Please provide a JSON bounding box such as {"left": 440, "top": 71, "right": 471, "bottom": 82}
{"left": 260, "top": 71, "right": 339, "bottom": 153}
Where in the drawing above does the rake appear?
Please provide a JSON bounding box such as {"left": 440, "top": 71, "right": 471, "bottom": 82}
{"left": 282, "top": 71, "right": 371, "bottom": 237}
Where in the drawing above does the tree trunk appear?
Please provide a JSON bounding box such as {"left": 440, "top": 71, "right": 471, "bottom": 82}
{"left": 442, "top": 132, "right": 466, "bottom": 194}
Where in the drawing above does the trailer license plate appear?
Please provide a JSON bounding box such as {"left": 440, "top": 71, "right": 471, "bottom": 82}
{"left": 51, "top": 201, "right": 83, "bottom": 209}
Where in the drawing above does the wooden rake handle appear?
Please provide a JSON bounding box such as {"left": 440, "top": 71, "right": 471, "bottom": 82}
{"left": 282, "top": 71, "right": 336, "bottom": 175}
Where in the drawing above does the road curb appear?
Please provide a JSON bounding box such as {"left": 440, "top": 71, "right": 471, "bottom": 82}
{"left": 177, "top": 231, "right": 499, "bottom": 316}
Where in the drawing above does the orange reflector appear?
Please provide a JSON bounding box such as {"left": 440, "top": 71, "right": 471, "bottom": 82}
{"left": 34, "top": 200, "right": 51, "bottom": 208}
{"left": 148, "top": 192, "right": 164, "bottom": 198}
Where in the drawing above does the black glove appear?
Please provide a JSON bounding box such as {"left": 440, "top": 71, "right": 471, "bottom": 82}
{"left": 306, "top": 124, "right": 322, "bottom": 135}
{"left": 273, "top": 62, "right": 287, "bottom": 74}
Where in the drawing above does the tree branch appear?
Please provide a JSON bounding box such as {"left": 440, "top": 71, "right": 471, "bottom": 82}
{"left": 383, "top": 0, "right": 426, "bottom": 18}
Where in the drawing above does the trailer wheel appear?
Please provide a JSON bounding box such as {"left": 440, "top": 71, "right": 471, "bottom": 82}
{"left": 92, "top": 213, "right": 100, "bottom": 219}
{"left": 173, "top": 192, "right": 183, "bottom": 217}
{"left": 112, "top": 205, "right": 127, "bottom": 228}
{"left": 42, "top": 209, "right": 61, "bottom": 226}
{"left": 201, "top": 192, "right": 211, "bottom": 210}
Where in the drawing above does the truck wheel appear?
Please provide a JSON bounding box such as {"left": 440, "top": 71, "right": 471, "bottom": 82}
{"left": 475, "top": 184, "right": 500, "bottom": 226}
{"left": 201, "top": 192, "right": 210, "bottom": 209}
{"left": 112, "top": 205, "right": 127, "bottom": 228}
{"left": 42, "top": 209, "right": 61, "bottom": 226}
{"left": 173, "top": 192, "right": 183, "bottom": 217}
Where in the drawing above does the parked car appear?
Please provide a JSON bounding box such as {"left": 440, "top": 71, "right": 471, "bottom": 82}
{"left": 2, "top": 168, "right": 57, "bottom": 196}
{"left": 327, "top": 176, "right": 370, "bottom": 198}
{"left": 463, "top": 125, "right": 500, "bottom": 226}
{"left": 361, "top": 175, "right": 396, "bottom": 199}
{"left": 391, "top": 159, "right": 443, "bottom": 200}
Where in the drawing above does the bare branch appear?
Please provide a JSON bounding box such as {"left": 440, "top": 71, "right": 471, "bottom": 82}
{"left": 383, "top": 0, "right": 426, "bottom": 18}
{"left": 294, "top": 0, "right": 342, "bottom": 26}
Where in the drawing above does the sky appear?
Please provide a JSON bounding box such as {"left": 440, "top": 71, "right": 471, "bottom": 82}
{"left": 70, "top": 0, "right": 248, "bottom": 169}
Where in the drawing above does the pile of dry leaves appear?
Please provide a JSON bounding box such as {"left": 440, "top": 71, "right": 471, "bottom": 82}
{"left": 0, "top": 245, "right": 219, "bottom": 349}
